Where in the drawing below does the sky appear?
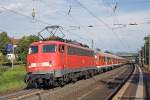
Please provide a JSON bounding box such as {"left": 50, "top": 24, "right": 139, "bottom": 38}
{"left": 0, "top": 0, "right": 150, "bottom": 53}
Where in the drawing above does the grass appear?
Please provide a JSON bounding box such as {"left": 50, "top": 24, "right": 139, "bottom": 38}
{"left": 0, "top": 66, "right": 8, "bottom": 75}
{"left": 0, "top": 65, "right": 26, "bottom": 93}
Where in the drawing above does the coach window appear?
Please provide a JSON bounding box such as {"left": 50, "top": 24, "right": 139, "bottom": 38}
{"left": 59, "top": 45, "right": 65, "bottom": 53}
{"left": 107, "top": 58, "right": 109, "bottom": 62}
{"left": 104, "top": 57, "right": 106, "bottom": 62}
{"left": 102, "top": 57, "right": 103, "bottom": 62}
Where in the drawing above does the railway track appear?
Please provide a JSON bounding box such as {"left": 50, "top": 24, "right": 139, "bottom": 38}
{"left": 0, "top": 89, "right": 42, "bottom": 100}
{"left": 0, "top": 86, "right": 64, "bottom": 100}
{"left": 111, "top": 64, "right": 146, "bottom": 100}
{"left": 76, "top": 64, "right": 134, "bottom": 100}
{"left": 107, "top": 64, "right": 135, "bottom": 100}
{"left": 0, "top": 64, "right": 134, "bottom": 100}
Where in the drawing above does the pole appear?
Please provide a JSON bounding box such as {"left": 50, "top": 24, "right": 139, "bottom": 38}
{"left": 142, "top": 47, "right": 144, "bottom": 66}
{"left": 92, "top": 40, "right": 94, "bottom": 49}
{"left": 149, "top": 37, "right": 150, "bottom": 67}
{"left": 145, "top": 43, "right": 147, "bottom": 65}
{"left": 12, "top": 33, "right": 15, "bottom": 69}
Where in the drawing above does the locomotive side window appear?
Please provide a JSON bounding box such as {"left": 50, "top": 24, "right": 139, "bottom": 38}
{"left": 68, "top": 46, "right": 94, "bottom": 56}
{"left": 29, "top": 46, "right": 38, "bottom": 54}
{"left": 43, "top": 44, "right": 56, "bottom": 53}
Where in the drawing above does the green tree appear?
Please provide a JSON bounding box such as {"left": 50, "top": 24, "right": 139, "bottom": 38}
{"left": 16, "top": 35, "right": 39, "bottom": 63}
{"left": 0, "top": 32, "right": 11, "bottom": 54}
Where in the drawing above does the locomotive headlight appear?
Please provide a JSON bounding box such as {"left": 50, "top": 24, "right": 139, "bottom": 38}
{"left": 28, "top": 63, "right": 37, "bottom": 68}
{"left": 41, "top": 61, "right": 53, "bottom": 67}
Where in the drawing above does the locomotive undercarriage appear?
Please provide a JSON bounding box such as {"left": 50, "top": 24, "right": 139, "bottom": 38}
{"left": 24, "top": 65, "right": 121, "bottom": 89}
{"left": 24, "top": 69, "right": 99, "bottom": 88}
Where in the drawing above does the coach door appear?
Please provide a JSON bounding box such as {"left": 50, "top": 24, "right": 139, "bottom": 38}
{"left": 59, "top": 45, "right": 67, "bottom": 72}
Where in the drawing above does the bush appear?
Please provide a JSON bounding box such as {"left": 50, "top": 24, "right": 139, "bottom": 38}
{"left": 0, "top": 65, "right": 26, "bottom": 92}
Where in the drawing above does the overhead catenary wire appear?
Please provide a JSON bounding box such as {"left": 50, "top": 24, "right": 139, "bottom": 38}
{"left": 102, "top": 0, "right": 150, "bottom": 6}
{"left": 63, "top": 1, "right": 113, "bottom": 47}
{"left": 39, "top": 0, "right": 94, "bottom": 43}
{"left": 48, "top": 0, "right": 129, "bottom": 50}
{"left": 0, "top": 5, "right": 54, "bottom": 39}
{"left": 60, "top": 12, "right": 94, "bottom": 45}
{"left": 55, "top": 10, "right": 96, "bottom": 47}
{"left": 75, "top": 0, "right": 112, "bottom": 30}
{"left": 68, "top": 5, "right": 72, "bottom": 16}
{"left": 0, "top": 6, "right": 52, "bottom": 26}
{"left": 75, "top": 0, "right": 130, "bottom": 50}
{"left": 68, "top": 16, "right": 109, "bottom": 49}
{"left": 0, "top": 3, "right": 78, "bottom": 39}
{"left": 0, "top": 2, "right": 86, "bottom": 30}
{"left": 39, "top": 1, "right": 107, "bottom": 28}
{"left": 111, "top": 0, "right": 131, "bottom": 50}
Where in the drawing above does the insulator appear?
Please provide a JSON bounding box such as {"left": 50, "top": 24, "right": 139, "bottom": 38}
{"left": 32, "top": 8, "right": 35, "bottom": 19}
{"left": 68, "top": 5, "right": 72, "bottom": 15}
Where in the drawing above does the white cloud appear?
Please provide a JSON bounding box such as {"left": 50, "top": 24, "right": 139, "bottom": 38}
{"left": 3, "top": 2, "right": 23, "bottom": 10}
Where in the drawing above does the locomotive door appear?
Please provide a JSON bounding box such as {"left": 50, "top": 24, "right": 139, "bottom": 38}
{"left": 59, "top": 45, "right": 67, "bottom": 74}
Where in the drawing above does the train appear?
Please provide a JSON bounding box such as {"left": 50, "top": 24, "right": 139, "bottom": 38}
{"left": 24, "top": 40, "right": 128, "bottom": 88}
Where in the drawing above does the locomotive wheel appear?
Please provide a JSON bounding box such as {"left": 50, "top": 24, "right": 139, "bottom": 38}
{"left": 43, "top": 80, "right": 51, "bottom": 89}
{"left": 72, "top": 77, "right": 77, "bottom": 83}
{"left": 58, "top": 78, "right": 65, "bottom": 87}
{"left": 26, "top": 81, "right": 38, "bottom": 89}
{"left": 71, "top": 74, "right": 77, "bottom": 83}
{"left": 83, "top": 71, "right": 90, "bottom": 80}
{"left": 64, "top": 74, "right": 69, "bottom": 84}
{"left": 84, "top": 74, "right": 89, "bottom": 79}
{"left": 90, "top": 70, "right": 94, "bottom": 77}
{"left": 34, "top": 82, "right": 39, "bottom": 88}
{"left": 102, "top": 68, "right": 106, "bottom": 72}
{"left": 26, "top": 82, "right": 32, "bottom": 89}
{"left": 53, "top": 81, "right": 59, "bottom": 87}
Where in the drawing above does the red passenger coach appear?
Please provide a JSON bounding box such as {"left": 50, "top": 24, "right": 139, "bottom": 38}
{"left": 95, "top": 51, "right": 127, "bottom": 72}
{"left": 25, "top": 41, "right": 96, "bottom": 87}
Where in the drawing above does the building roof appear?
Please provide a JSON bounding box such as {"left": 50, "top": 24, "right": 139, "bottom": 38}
{"left": 10, "top": 38, "right": 20, "bottom": 45}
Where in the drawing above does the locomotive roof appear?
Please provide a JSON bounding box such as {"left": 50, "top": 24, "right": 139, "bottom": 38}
{"left": 30, "top": 40, "right": 93, "bottom": 51}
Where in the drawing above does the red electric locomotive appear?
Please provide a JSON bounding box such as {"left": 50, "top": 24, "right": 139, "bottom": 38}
{"left": 25, "top": 41, "right": 128, "bottom": 88}
{"left": 25, "top": 26, "right": 128, "bottom": 88}
{"left": 25, "top": 40, "right": 96, "bottom": 87}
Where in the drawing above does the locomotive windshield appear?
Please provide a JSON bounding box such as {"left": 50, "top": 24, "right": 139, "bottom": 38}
{"left": 29, "top": 46, "right": 38, "bottom": 54}
{"left": 43, "top": 44, "right": 56, "bottom": 53}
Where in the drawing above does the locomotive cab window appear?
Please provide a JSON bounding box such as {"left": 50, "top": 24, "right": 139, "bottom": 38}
{"left": 59, "top": 45, "right": 65, "bottom": 53}
{"left": 43, "top": 44, "right": 56, "bottom": 53}
{"left": 29, "top": 46, "right": 38, "bottom": 54}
